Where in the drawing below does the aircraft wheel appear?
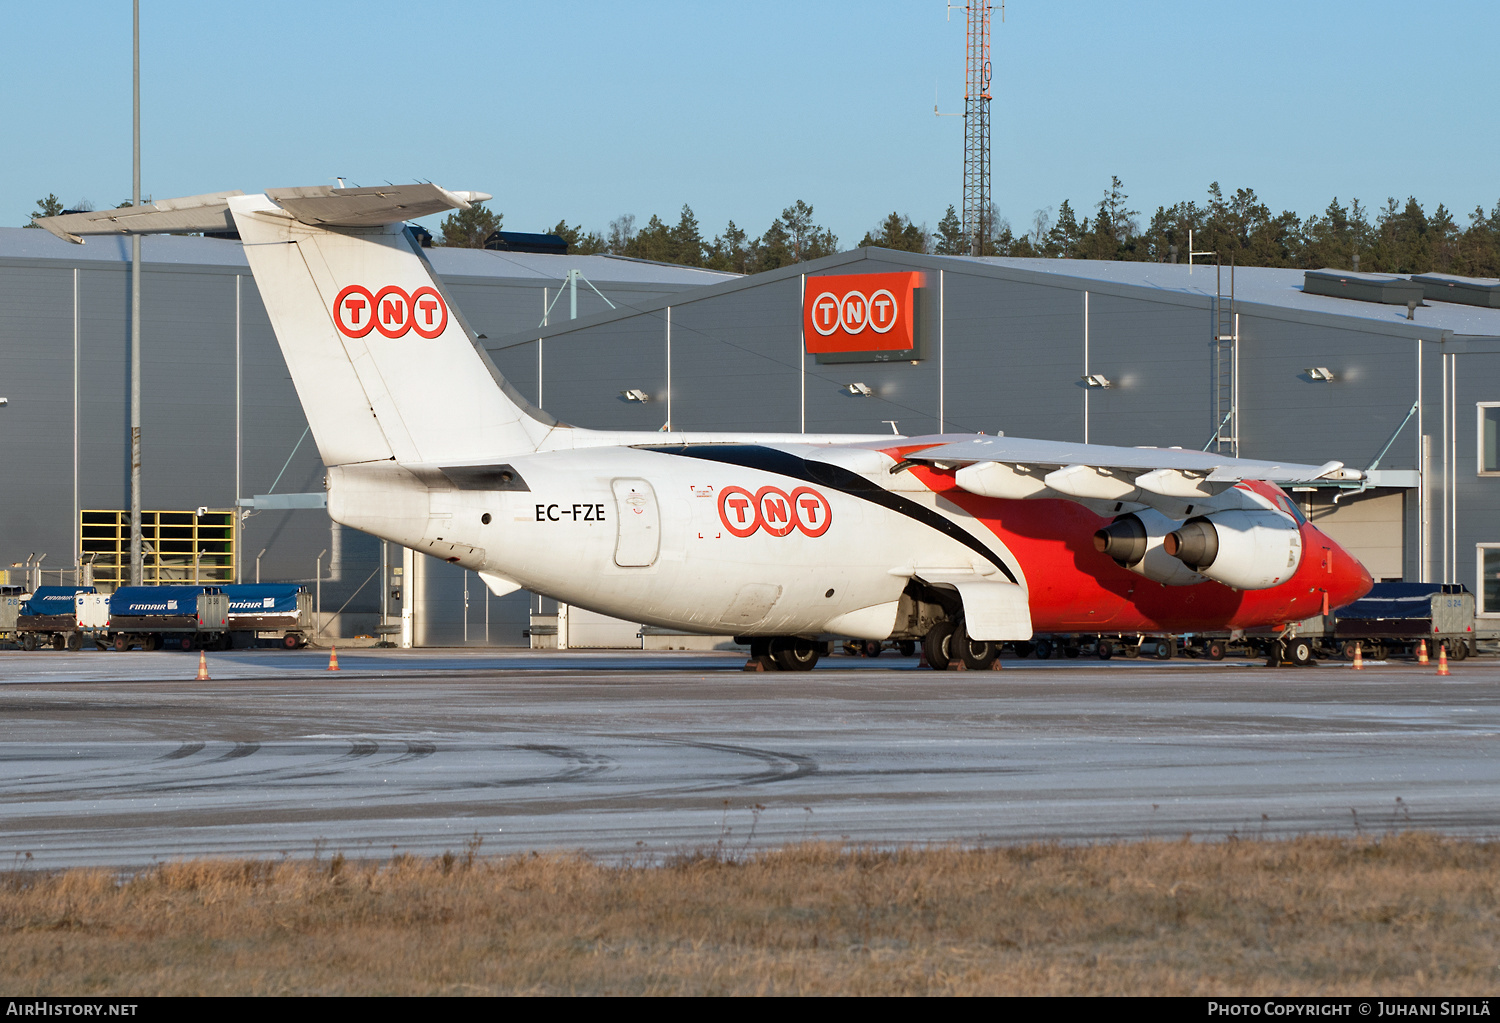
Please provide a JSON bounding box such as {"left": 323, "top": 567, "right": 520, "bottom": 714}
{"left": 1096, "top": 639, "right": 1113, "bottom": 660}
{"left": 953, "top": 622, "right": 998, "bottom": 671}
{"left": 51, "top": 634, "right": 66, "bottom": 651}
{"left": 770, "top": 637, "right": 820, "bottom": 672}
{"left": 66, "top": 632, "right": 82, "bottom": 652}
{"left": 1288, "top": 638, "right": 1314, "bottom": 666}
{"left": 1205, "top": 641, "right": 1226, "bottom": 661}
{"left": 1034, "top": 639, "right": 1053, "bottom": 660}
{"left": 862, "top": 640, "right": 882, "bottom": 658}
{"left": 922, "top": 621, "right": 956, "bottom": 671}
{"left": 897, "top": 640, "right": 916, "bottom": 658}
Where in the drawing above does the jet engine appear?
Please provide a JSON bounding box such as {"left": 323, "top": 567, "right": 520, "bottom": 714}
{"left": 1092, "top": 509, "right": 1207, "bottom": 586}
{"left": 1163, "top": 509, "right": 1303, "bottom": 590}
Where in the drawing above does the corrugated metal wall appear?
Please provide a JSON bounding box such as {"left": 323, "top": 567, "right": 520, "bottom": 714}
{"left": 6, "top": 235, "right": 1499, "bottom": 636}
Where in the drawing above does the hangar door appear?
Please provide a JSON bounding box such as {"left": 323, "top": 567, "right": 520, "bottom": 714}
{"left": 1300, "top": 488, "right": 1405, "bottom": 582}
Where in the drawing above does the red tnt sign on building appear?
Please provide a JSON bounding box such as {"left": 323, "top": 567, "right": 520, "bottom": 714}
{"left": 803, "top": 272, "right": 920, "bottom": 354}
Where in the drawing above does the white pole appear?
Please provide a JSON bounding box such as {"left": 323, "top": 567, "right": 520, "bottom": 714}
{"left": 1082, "top": 290, "right": 1089, "bottom": 444}
{"left": 666, "top": 306, "right": 672, "bottom": 430}
{"left": 799, "top": 273, "right": 806, "bottom": 435}
{"left": 73, "top": 268, "right": 79, "bottom": 584}
{"left": 400, "top": 546, "right": 414, "bottom": 648}
{"left": 938, "top": 270, "right": 946, "bottom": 431}
{"left": 129, "top": 0, "right": 143, "bottom": 587}
{"left": 234, "top": 274, "right": 241, "bottom": 582}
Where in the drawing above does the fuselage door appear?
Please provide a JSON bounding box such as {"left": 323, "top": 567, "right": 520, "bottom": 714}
{"left": 611, "top": 478, "right": 660, "bottom": 567}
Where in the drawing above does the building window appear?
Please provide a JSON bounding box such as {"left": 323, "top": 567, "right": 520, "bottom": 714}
{"left": 1480, "top": 545, "right": 1500, "bottom": 617}
{"left": 1481, "top": 403, "right": 1500, "bottom": 475}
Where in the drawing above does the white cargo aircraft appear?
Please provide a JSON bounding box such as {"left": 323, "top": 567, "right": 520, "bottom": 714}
{"left": 40, "top": 186, "right": 1372, "bottom": 670}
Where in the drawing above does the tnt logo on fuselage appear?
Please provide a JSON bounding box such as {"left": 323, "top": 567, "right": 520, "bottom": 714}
{"left": 333, "top": 285, "right": 449, "bottom": 339}
{"left": 718, "top": 485, "right": 832, "bottom": 538}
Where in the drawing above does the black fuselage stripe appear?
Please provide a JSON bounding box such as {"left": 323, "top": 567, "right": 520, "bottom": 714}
{"left": 643, "top": 444, "right": 1019, "bottom": 585}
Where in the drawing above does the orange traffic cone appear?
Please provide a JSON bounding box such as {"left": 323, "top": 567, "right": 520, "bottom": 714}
{"left": 327, "top": 646, "right": 341, "bottom": 672}
{"left": 1352, "top": 642, "right": 1363, "bottom": 670}
{"left": 1436, "top": 643, "right": 1449, "bottom": 676}
{"left": 196, "top": 650, "right": 210, "bottom": 681}
{"left": 1417, "top": 640, "right": 1429, "bottom": 665}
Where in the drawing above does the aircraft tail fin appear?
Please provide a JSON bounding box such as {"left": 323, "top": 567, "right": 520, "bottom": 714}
{"left": 226, "top": 190, "right": 555, "bottom": 467}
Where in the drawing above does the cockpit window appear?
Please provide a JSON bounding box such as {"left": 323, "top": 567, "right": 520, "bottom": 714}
{"left": 1272, "top": 492, "right": 1306, "bottom": 524}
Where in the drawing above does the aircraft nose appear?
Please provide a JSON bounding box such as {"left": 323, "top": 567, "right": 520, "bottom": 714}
{"left": 1326, "top": 540, "right": 1374, "bottom": 610}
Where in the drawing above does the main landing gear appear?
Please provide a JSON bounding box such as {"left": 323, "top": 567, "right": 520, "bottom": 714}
{"left": 920, "top": 620, "right": 998, "bottom": 671}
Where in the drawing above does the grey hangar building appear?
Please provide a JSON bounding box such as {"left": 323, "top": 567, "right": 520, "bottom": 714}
{"left": 2, "top": 225, "right": 1498, "bottom": 646}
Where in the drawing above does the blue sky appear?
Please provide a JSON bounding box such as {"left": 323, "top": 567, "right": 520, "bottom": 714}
{"left": 6, "top": 1, "right": 1498, "bottom": 246}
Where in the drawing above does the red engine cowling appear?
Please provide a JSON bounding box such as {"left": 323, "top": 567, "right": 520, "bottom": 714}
{"left": 1164, "top": 509, "right": 1303, "bottom": 590}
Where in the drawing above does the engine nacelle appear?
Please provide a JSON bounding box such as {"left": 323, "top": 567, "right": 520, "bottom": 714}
{"left": 1164, "top": 509, "right": 1303, "bottom": 590}
{"left": 1093, "top": 509, "right": 1208, "bottom": 587}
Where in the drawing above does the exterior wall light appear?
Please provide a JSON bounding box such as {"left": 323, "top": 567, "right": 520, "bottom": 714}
{"left": 1081, "top": 374, "right": 1111, "bottom": 388}
{"left": 1306, "top": 367, "right": 1336, "bottom": 381}
{"left": 843, "top": 382, "right": 874, "bottom": 397}
{"left": 620, "top": 389, "right": 651, "bottom": 402}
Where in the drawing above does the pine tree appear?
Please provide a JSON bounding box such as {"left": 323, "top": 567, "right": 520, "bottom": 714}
{"left": 1045, "top": 200, "right": 1082, "bottom": 257}
{"left": 548, "top": 220, "right": 607, "bottom": 255}
{"left": 934, "top": 205, "right": 965, "bottom": 255}
{"left": 623, "top": 214, "right": 672, "bottom": 262}
{"left": 25, "top": 194, "right": 64, "bottom": 227}
{"left": 439, "top": 201, "right": 501, "bottom": 247}
{"left": 707, "top": 221, "right": 751, "bottom": 273}
{"left": 859, "top": 212, "right": 926, "bottom": 252}
{"left": 668, "top": 205, "right": 705, "bottom": 267}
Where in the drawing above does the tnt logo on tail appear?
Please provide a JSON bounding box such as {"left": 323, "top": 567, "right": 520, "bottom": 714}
{"left": 333, "top": 285, "right": 448, "bottom": 339}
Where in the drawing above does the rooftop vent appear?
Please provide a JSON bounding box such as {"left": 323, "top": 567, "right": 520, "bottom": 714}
{"left": 484, "top": 231, "right": 568, "bottom": 255}
{"left": 1409, "top": 273, "right": 1500, "bottom": 308}
{"left": 1303, "top": 269, "right": 1425, "bottom": 306}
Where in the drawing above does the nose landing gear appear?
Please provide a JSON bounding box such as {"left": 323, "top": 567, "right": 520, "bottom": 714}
{"left": 744, "top": 636, "right": 823, "bottom": 672}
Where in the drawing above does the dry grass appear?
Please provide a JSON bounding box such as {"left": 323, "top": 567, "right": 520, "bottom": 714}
{"left": 1, "top": 834, "right": 1497, "bottom": 995}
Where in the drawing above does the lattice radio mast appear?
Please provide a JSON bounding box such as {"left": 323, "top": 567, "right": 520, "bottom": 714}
{"left": 961, "top": 3, "right": 993, "bottom": 256}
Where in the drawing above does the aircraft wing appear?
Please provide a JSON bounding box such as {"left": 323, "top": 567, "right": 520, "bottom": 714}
{"left": 867, "top": 434, "right": 1361, "bottom": 514}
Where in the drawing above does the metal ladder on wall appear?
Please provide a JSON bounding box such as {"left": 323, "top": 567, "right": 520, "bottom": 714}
{"left": 1211, "top": 254, "right": 1238, "bottom": 456}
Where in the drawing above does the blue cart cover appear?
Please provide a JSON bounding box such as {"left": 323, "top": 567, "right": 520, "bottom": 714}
{"left": 109, "top": 586, "right": 220, "bottom": 617}
{"left": 22, "top": 586, "right": 96, "bottom": 616}
{"left": 224, "top": 584, "right": 304, "bottom": 615}
{"left": 1338, "top": 582, "right": 1469, "bottom": 621}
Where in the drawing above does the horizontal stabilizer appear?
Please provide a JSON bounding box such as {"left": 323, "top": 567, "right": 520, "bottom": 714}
{"left": 33, "top": 184, "right": 491, "bottom": 242}
{"left": 264, "top": 184, "right": 491, "bottom": 227}
{"left": 34, "top": 191, "right": 245, "bottom": 243}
